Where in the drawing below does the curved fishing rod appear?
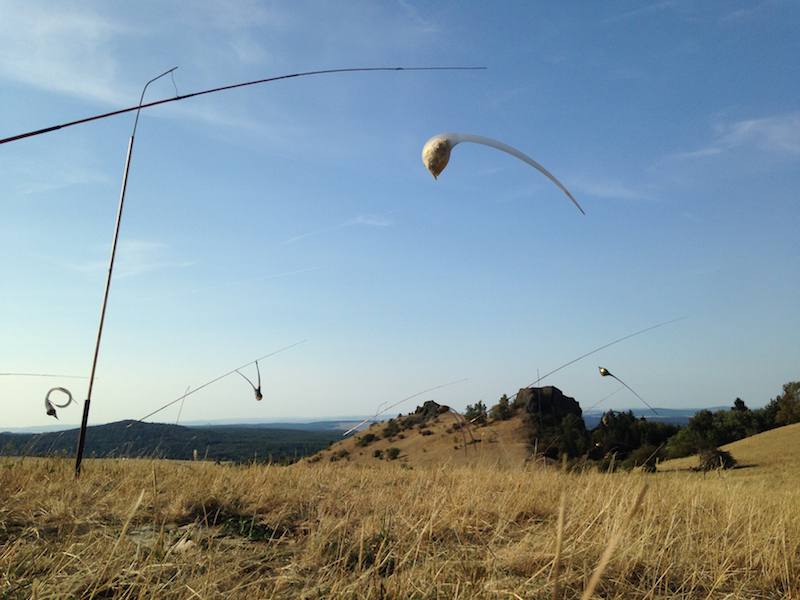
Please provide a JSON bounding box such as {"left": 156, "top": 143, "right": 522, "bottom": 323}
{"left": 0, "top": 66, "right": 486, "bottom": 146}
{"left": 65, "top": 65, "right": 480, "bottom": 476}
{"left": 74, "top": 68, "right": 178, "bottom": 476}
{"left": 127, "top": 339, "right": 307, "bottom": 428}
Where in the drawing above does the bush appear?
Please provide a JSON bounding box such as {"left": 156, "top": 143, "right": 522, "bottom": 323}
{"left": 329, "top": 449, "right": 349, "bottom": 462}
{"left": 382, "top": 420, "right": 400, "bottom": 439}
{"left": 694, "top": 448, "right": 737, "bottom": 471}
{"left": 386, "top": 447, "right": 401, "bottom": 460}
{"left": 357, "top": 433, "right": 376, "bottom": 447}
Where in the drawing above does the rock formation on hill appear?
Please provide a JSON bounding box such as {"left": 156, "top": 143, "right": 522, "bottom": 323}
{"left": 518, "top": 386, "right": 582, "bottom": 426}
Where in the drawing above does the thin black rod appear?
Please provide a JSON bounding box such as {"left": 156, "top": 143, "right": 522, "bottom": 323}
{"left": 0, "top": 67, "right": 485, "bottom": 146}
{"left": 74, "top": 68, "right": 177, "bottom": 477}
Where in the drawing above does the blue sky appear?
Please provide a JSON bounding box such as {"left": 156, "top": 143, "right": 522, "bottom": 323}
{"left": 1, "top": 1, "right": 798, "bottom": 429}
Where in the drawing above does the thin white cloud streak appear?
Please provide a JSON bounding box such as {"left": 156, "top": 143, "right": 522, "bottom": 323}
{"left": 573, "top": 114, "right": 799, "bottom": 202}
{"left": 601, "top": 1, "right": 681, "bottom": 24}
{"left": 125, "top": 266, "right": 325, "bottom": 304}
{"left": 3, "top": 153, "right": 111, "bottom": 197}
{"left": 0, "top": 2, "right": 131, "bottom": 105}
{"left": 573, "top": 178, "right": 658, "bottom": 202}
{"left": 602, "top": 1, "right": 783, "bottom": 25}
{"left": 67, "top": 240, "right": 194, "bottom": 278}
{"left": 669, "top": 114, "right": 800, "bottom": 160}
{"left": 283, "top": 214, "right": 394, "bottom": 244}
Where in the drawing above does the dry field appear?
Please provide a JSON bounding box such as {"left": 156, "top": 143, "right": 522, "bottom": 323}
{"left": 2, "top": 424, "right": 799, "bottom": 599}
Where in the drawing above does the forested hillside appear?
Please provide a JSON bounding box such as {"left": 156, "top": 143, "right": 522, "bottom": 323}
{"left": 0, "top": 421, "right": 339, "bottom": 463}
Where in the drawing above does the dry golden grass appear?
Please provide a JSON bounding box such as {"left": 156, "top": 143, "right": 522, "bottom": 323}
{"left": 2, "top": 437, "right": 799, "bottom": 599}
{"left": 659, "top": 422, "right": 800, "bottom": 485}
{"left": 319, "top": 412, "right": 533, "bottom": 469}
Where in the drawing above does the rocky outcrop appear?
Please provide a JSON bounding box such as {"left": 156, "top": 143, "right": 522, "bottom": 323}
{"left": 518, "top": 386, "right": 582, "bottom": 428}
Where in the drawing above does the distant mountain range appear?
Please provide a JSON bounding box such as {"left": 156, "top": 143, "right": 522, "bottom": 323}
{"left": 0, "top": 420, "right": 350, "bottom": 462}
{"left": 581, "top": 406, "right": 730, "bottom": 429}
{"left": 2, "top": 407, "right": 729, "bottom": 436}
{"left": 0, "top": 407, "right": 731, "bottom": 462}
{"left": 0, "top": 418, "right": 371, "bottom": 435}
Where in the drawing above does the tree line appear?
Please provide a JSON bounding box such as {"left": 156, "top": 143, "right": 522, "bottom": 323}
{"left": 464, "top": 380, "right": 799, "bottom": 470}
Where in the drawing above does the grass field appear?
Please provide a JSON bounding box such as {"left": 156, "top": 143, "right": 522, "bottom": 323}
{"left": 2, "top": 424, "right": 799, "bottom": 599}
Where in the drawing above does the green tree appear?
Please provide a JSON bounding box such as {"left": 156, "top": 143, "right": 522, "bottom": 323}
{"left": 558, "top": 413, "right": 590, "bottom": 458}
{"left": 489, "top": 395, "right": 511, "bottom": 421}
{"left": 464, "top": 401, "right": 487, "bottom": 423}
{"left": 733, "top": 398, "right": 749, "bottom": 412}
{"left": 775, "top": 381, "right": 800, "bottom": 425}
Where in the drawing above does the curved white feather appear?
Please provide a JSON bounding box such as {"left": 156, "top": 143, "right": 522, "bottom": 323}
{"left": 422, "top": 132, "right": 585, "bottom": 214}
{"left": 44, "top": 386, "right": 75, "bottom": 419}
{"left": 45, "top": 387, "right": 74, "bottom": 409}
{"left": 454, "top": 133, "right": 584, "bottom": 214}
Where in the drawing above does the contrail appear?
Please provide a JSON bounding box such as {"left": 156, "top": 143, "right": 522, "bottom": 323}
{"left": 126, "top": 267, "right": 325, "bottom": 304}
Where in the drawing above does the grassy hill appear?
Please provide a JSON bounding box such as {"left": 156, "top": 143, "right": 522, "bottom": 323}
{"left": 307, "top": 406, "right": 534, "bottom": 468}
{"left": 3, "top": 429, "right": 799, "bottom": 598}
{"left": 313, "top": 405, "right": 800, "bottom": 479}
{"left": 658, "top": 420, "right": 800, "bottom": 485}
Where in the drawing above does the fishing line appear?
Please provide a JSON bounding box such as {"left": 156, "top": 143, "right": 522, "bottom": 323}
{"left": 471, "top": 317, "right": 687, "bottom": 422}
{"left": 598, "top": 366, "right": 657, "bottom": 415}
{"left": 526, "top": 317, "right": 686, "bottom": 389}
{"left": 0, "top": 67, "right": 486, "bottom": 146}
{"left": 175, "top": 386, "right": 191, "bottom": 426}
{"left": 585, "top": 386, "right": 624, "bottom": 411}
{"left": 127, "top": 339, "right": 307, "bottom": 427}
{"left": 1, "top": 373, "right": 87, "bottom": 378}
{"left": 342, "top": 378, "right": 468, "bottom": 436}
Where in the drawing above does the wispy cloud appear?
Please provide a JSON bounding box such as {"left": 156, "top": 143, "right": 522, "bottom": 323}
{"left": 670, "top": 114, "right": 800, "bottom": 160}
{"left": 602, "top": 1, "right": 680, "bottom": 24}
{"left": 601, "top": 1, "right": 782, "bottom": 25}
{"left": 126, "top": 266, "right": 325, "bottom": 304}
{"left": 3, "top": 153, "right": 110, "bottom": 197}
{"left": 0, "top": 3, "right": 131, "bottom": 105}
{"left": 283, "top": 214, "right": 394, "bottom": 244}
{"left": 573, "top": 178, "right": 658, "bottom": 202}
